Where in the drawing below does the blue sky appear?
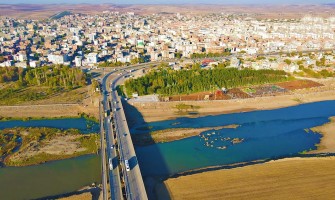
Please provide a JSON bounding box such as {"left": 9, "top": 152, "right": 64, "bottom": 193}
{"left": 0, "top": 0, "right": 334, "bottom": 4}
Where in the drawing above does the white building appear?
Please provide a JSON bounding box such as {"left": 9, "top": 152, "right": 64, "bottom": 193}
{"left": 86, "top": 53, "right": 98, "bottom": 64}
{"left": 75, "top": 56, "right": 82, "bottom": 67}
{"left": 48, "top": 54, "right": 65, "bottom": 64}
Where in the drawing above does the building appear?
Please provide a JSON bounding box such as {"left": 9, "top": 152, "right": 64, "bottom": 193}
{"left": 86, "top": 53, "right": 98, "bottom": 64}
{"left": 75, "top": 56, "right": 82, "bottom": 67}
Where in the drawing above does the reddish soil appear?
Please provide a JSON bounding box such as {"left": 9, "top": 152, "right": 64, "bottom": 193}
{"left": 162, "top": 91, "right": 231, "bottom": 101}
{"left": 164, "top": 88, "right": 252, "bottom": 102}
{"left": 226, "top": 88, "right": 251, "bottom": 99}
{"left": 276, "top": 80, "right": 324, "bottom": 90}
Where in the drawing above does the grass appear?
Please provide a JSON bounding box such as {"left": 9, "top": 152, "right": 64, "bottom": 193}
{"left": 0, "top": 84, "right": 89, "bottom": 106}
{"left": 292, "top": 98, "right": 303, "bottom": 103}
{"left": 0, "top": 113, "right": 98, "bottom": 123}
{"left": 76, "top": 134, "right": 99, "bottom": 153}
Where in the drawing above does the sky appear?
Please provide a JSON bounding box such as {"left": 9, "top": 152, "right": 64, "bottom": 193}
{"left": 0, "top": 0, "right": 334, "bottom": 4}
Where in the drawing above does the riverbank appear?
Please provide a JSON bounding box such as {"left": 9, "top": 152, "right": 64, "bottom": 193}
{"left": 162, "top": 156, "right": 335, "bottom": 200}
{"left": 127, "top": 79, "right": 335, "bottom": 123}
{"left": 0, "top": 85, "right": 100, "bottom": 119}
{"left": 0, "top": 127, "right": 99, "bottom": 167}
{"left": 132, "top": 125, "right": 239, "bottom": 145}
{"left": 309, "top": 116, "right": 335, "bottom": 154}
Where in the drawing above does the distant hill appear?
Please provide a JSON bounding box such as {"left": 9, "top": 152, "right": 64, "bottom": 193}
{"left": 50, "top": 11, "right": 72, "bottom": 19}
{"left": 1, "top": 4, "right": 335, "bottom": 20}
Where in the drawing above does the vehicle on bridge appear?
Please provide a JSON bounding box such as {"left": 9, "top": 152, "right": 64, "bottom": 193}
{"left": 125, "top": 160, "right": 130, "bottom": 171}
{"left": 109, "top": 158, "right": 113, "bottom": 170}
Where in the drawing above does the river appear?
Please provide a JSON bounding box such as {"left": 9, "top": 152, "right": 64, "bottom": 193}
{"left": 0, "top": 118, "right": 101, "bottom": 200}
{"left": 135, "top": 100, "right": 335, "bottom": 177}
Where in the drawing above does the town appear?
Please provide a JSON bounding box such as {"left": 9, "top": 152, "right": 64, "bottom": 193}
{"left": 1, "top": 12, "right": 335, "bottom": 75}
{"left": 1, "top": 5, "right": 335, "bottom": 200}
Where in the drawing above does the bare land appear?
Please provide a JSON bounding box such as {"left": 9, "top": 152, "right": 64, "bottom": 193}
{"left": 309, "top": 117, "right": 335, "bottom": 153}
{"left": 1, "top": 4, "right": 335, "bottom": 20}
{"left": 162, "top": 156, "right": 335, "bottom": 200}
{"left": 59, "top": 193, "right": 92, "bottom": 200}
{"left": 128, "top": 79, "right": 335, "bottom": 123}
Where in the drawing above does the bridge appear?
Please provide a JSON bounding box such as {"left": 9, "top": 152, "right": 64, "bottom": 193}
{"left": 100, "top": 66, "right": 149, "bottom": 200}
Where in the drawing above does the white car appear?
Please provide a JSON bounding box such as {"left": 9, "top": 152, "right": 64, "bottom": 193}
{"left": 109, "top": 158, "right": 113, "bottom": 170}
{"left": 125, "top": 160, "right": 130, "bottom": 171}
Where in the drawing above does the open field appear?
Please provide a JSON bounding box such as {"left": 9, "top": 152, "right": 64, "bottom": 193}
{"left": 162, "top": 156, "right": 335, "bottom": 200}
{"left": 1, "top": 4, "right": 335, "bottom": 19}
{"left": 127, "top": 79, "right": 335, "bottom": 123}
{"left": 276, "top": 79, "right": 324, "bottom": 90}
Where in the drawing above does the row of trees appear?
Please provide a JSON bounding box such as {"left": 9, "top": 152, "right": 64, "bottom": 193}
{"left": 0, "top": 65, "right": 86, "bottom": 89}
{"left": 190, "top": 52, "right": 232, "bottom": 59}
{"left": 98, "top": 57, "right": 145, "bottom": 68}
{"left": 124, "top": 68, "right": 291, "bottom": 96}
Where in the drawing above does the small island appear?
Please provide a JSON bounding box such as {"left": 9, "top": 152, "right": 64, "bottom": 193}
{"left": 132, "top": 124, "right": 239, "bottom": 146}
{"left": 0, "top": 127, "right": 99, "bottom": 167}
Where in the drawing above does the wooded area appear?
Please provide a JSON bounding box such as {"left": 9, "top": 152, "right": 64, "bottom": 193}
{"left": 124, "top": 68, "right": 292, "bottom": 96}
{"left": 0, "top": 65, "right": 86, "bottom": 88}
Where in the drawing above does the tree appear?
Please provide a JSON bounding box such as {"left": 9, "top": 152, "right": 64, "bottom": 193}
{"left": 284, "top": 59, "right": 292, "bottom": 65}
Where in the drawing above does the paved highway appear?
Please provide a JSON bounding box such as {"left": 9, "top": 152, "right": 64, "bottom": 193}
{"left": 99, "top": 102, "right": 108, "bottom": 200}
{"left": 110, "top": 73, "right": 148, "bottom": 200}
{"left": 101, "top": 68, "right": 148, "bottom": 200}
{"left": 102, "top": 72, "right": 123, "bottom": 200}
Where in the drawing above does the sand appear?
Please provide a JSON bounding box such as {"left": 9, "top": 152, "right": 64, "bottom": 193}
{"left": 163, "top": 156, "right": 335, "bottom": 200}
{"left": 58, "top": 192, "right": 92, "bottom": 200}
{"left": 310, "top": 117, "right": 335, "bottom": 153}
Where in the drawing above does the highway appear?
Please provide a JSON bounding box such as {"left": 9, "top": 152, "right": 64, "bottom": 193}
{"left": 101, "top": 72, "right": 123, "bottom": 200}
{"left": 110, "top": 72, "right": 148, "bottom": 200}
{"left": 99, "top": 101, "right": 108, "bottom": 200}
{"left": 101, "top": 67, "right": 148, "bottom": 200}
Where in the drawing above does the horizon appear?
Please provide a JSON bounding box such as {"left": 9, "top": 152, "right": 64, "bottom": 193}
{"left": 0, "top": 0, "right": 335, "bottom": 5}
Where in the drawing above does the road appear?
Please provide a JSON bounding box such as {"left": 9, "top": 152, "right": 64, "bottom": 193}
{"left": 101, "top": 67, "right": 148, "bottom": 200}
{"left": 99, "top": 102, "right": 109, "bottom": 200}
{"left": 110, "top": 72, "right": 148, "bottom": 200}
{"left": 101, "top": 72, "right": 123, "bottom": 200}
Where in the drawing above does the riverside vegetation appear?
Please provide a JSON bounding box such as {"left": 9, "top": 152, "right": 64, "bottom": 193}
{"left": 124, "top": 67, "right": 292, "bottom": 96}
{"left": 0, "top": 127, "right": 99, "bottom": 166}
{"left": 0, "top": 65, "right": 89, "bottom": 105}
